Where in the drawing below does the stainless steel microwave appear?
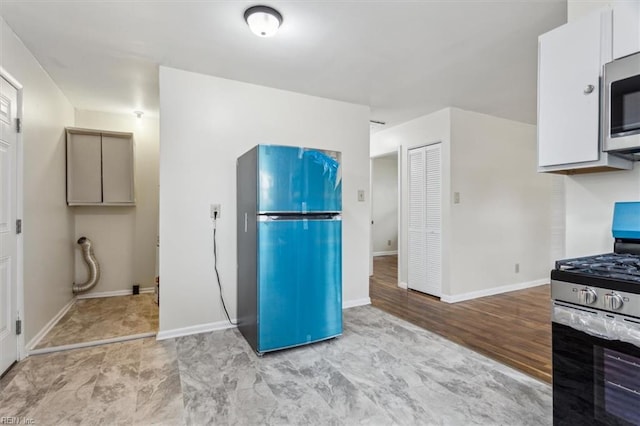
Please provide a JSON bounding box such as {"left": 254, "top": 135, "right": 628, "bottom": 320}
{"left": 602, "top": 51, "right": 640, "bottom": 155}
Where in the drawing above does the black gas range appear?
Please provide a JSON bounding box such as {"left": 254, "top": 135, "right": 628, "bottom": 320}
{"left": 551, "top": 202, "right": 640, "bottom": 426}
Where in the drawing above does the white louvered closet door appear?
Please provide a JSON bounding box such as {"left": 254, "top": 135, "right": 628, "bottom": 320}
{"left": 408, "top": 148, "right": 427, "bottom": 294}
{"left": 408, "top": 144, "right": 442, "bottom": 296}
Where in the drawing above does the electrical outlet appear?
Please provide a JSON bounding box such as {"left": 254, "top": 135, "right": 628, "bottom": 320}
{"left": 388, "top": 240, "right": 391, "bottom": 246}
{"left": 210, "top": 204, "right": 221, "bottom": 219}
{"left": 358, "top": 190, "right": 365, "bottom": 202}
{"left": 453, "top": 192, "right": 460, "bottom": 204}
{"left": 515, "top": 263, "right": 520, "bottom": 273}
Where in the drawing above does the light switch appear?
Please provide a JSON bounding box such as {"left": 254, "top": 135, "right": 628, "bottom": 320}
{"left": 453, "top": 192, "right": 460, "bottom": 204}
{"left": 358, "top": 190, "right": 365, "bottom": 202}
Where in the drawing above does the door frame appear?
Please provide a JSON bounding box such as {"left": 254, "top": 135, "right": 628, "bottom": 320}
{"left": 1, "top": 67, "right": 25, "bottom": 362}
{"left": 369, "top": 148, "right": 401, "bottom": 287}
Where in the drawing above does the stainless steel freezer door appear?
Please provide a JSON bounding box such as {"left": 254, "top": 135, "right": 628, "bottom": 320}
{"left": 257, "top": 145, "right": 342, "bottom": 213}
{"left": 257, "top": 217, "right": 342, "bottom": 352}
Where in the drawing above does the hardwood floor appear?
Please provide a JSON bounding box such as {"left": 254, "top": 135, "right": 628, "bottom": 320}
{"left": 369, "top": 255, "right": 552, "bottom": 383}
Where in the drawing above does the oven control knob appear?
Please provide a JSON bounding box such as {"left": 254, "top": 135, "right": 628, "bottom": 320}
{"left": 603, "top": 292, "right": 623, "bottom": 310}
{"left": 579, "top": 288, "right": 597, "bottom": 305}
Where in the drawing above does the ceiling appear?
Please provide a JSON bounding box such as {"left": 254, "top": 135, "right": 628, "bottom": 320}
{"left": 0, "top": 0, "right": 566, "bottom": 128}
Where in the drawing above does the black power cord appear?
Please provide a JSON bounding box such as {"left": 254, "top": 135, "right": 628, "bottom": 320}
{"left": 213, "top": 215, "right": 236, "bottom": 326}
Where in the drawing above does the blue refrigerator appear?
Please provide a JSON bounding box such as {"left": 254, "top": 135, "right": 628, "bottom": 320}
{"left": 236, "top": 144, "right": 342, "bottom": 354}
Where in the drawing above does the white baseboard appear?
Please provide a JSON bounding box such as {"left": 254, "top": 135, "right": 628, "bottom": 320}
{"left": 440, "top": 278, "right": 548, "bottom": 304}
{"left": 398, "top": 281, "right": 408, "bottom": 289}
{"left": 156, "top": 319, "right": 237, "bottom": 341}
{"left": 26, "top": 297, "right": 76, "bottom": 351}
{"left": 157, "top": 297, "right": 373, "bottom": 340}
{"left": 29, "top": 332, "right": 156, "bottom": 356}
{"left": 373, "top": 250, "right": 398, "bottom": 257}
{"left": 342, "top": 297, "right": 371, "bottom": 309}
{"left": 76, "top": 287, "right": 155, "bottom": 299}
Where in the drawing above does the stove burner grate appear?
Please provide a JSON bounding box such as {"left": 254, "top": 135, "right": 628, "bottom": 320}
{"left": 556, "top": 253, "right": 640, "bottom": 282}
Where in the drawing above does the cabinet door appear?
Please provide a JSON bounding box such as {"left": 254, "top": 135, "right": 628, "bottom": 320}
{"left": 538, "top": 11, "right": 608, "bottom": 167}
{"left": 67, "top": 132, "right": 102, "bottom": 203}
{"left": 102, "top": 135, "right": 134, "bottom": 203}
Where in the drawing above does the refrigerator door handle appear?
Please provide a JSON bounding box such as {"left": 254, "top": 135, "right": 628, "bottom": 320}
{"left": 258, "top": 214, "right": 342, "bottom": 222}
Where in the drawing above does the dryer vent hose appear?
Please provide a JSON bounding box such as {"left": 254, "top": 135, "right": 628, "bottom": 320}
{"left": 73, "top": 237, "right": 100, "bottom": 294}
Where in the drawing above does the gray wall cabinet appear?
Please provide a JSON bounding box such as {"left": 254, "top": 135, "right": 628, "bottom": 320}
{"left": 66, "top": 127, "right": 135, "bottom": 206}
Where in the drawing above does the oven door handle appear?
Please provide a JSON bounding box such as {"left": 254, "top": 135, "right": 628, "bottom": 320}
{"left": 552, "top": 302, "right": 640, "bottom": 348}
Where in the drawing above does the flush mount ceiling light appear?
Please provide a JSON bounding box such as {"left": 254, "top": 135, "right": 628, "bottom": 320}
{"left": 244, "top": 5, "right": 283, "bottom": 37}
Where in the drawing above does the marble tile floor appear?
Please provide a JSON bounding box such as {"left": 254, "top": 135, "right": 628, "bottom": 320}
{"left": 0, "top": 338, "right": 184, "bottom": 425}
{"left": 1, "top": 305, "right": 552, "bottom": 425}
{"left": 177, "top": 305, "right": 552, "bottom": 425}
{"left": 35, "top": 293, "right": 159, "bottom": 349}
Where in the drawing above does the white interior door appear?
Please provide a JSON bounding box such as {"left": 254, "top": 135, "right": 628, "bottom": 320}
{"left": 0, "top": 76, "right": 18, "bottom": 375}
{"left": 424, "top": 144, "right": 442, "bottom": 295}
{"left": 408, "top": 148, "right": 427, "bottom": 293}
{"left": 408, "top": 143, "right": 441, "bottom": 296}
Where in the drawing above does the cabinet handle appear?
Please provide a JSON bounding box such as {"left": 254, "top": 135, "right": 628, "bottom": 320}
{"left": 583, "top": 84, "right": 595, "bottom": 95}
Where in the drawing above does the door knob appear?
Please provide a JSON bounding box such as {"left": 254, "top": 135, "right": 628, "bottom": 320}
{"left": 583, "top": 84, "right": 595, "bottom": 95}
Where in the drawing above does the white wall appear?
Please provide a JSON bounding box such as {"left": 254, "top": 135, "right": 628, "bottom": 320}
{"left": 563, "top": 0, "right": 640, "bottom": 258}
{"left": 0, "top": 17, "right": 75, "bottom": 343}
{"left": 371, "top": 108, "right": 452, "bottom": 289}
{"left": 567, "top": 0, "right": 610, "bottom": 22}
{"left": 73, "top": 110, "right": 159, "bottom": 294}
{"left": 565, "top": 170, "right": 640, "bottom": 257}
{"left": 372, "top": 155, "right": 398, "bottom": 254}
{"left": 158, "top": 67, "right": 371, "bottom": 334}
{"left": 449, "top": 108, "right": 552, "bottom": 296}
{"left": 371, "top": 107, "right": 553, "bottom": 300}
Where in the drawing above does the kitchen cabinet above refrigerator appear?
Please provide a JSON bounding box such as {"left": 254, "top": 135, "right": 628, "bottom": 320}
{"left": 537, "top": 7, "right": 634, "bottom": 174}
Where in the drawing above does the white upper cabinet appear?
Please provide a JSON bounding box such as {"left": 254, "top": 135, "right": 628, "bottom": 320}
{"left": 66, "top": 128, "right": 135, "bottom": 206}
{"left": 537, "top": 9, "right": 632, "bottom": 173}
{"left": 613, "top": 0, "right": 640, "bottom": 60}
